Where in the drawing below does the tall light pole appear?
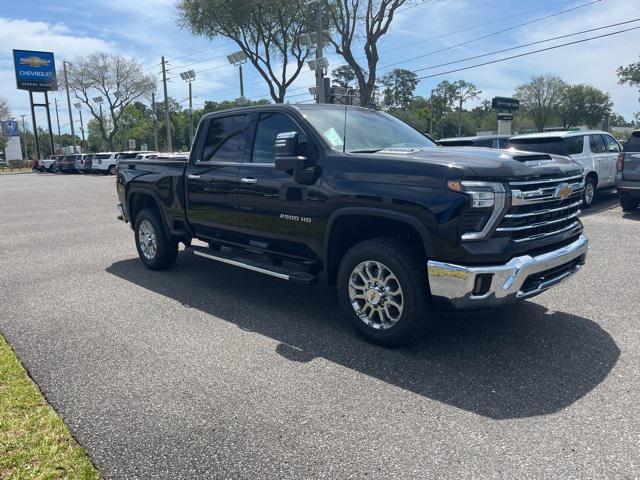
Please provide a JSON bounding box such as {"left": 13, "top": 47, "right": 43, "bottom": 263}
{"left": 93, "top": 96, "right": 104, "bottom": 150}
{"left": 227, "top": 52, "right": 247, "bottom": 105}
{"left": 299, "top": 8, "right": 329, "bottom": 104}
{"left": 161, "top": 56, "right": 172, "bottom": 152}
{"left": 54, "top": 98, "right": 62, "bottom": 147}
{"left": 20, "top": 114, "right": 28, "bottom": 159}
{"left": 180, "top": 70, "right": 196, "bottom": 147}
{"left": 74, "top": 103, "right": 85, "bottom": 144}
{"left": 63, "top": 61, "right": 77, "bottom": 153}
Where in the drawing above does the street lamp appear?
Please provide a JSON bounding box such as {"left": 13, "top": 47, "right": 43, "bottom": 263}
{"left": 180, "top": 70, "right": 196, "bottom": 146}
{"left": 227, "top": 51, "right": 247, "bottom": 105}
{"left": 73, "top": 102, "right": 85, "bottom": 144}
{"left": 93, "top": 96, "right": 104, "bottom": 125}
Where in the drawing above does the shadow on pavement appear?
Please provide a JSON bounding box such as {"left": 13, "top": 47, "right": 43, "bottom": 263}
{"left": 107, "top": 255, "right": 619, "bottom": 420}
{"left": 581, "top": 189, "right": 619, "bottom": 217}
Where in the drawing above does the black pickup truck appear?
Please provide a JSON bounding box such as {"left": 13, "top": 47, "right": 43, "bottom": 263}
{"left": 116, "top": 104, "right": 588, "bottom": 346}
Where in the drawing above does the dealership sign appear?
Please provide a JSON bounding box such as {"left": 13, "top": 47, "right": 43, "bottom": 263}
{"left": 491, "top": 96, "right": 520, "bottom": 112}
{"left": 13, "top": 50, "right": 57, "bottom": 91}
{"left": 1, "top": 120, "right": 20, "bottom": 137}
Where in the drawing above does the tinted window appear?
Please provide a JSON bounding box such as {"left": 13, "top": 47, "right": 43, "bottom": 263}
{"left": 496, "top": 138, "right": 509, "bottom": 148}
{"left": 438, "top": 140, "right": 474, "bottom": 147}
{"left": 565, "top": 136, "right": 584, "bottom": 155}
{"left": 603, "top": 134, "right": 621, "bottom": 153}
{"left": 625, "top": 132, "right": 640, "bottom": 152}
{"left": 93, "top": 154, "right": 110, "bottom": 159}
{"left": 117, "top": 152, "right": 139, "bottom": 160}
{"left": 201, "top": 115, "right": 248, "bottom": 163}
{"left": 475, "top": 139, "right": 493, "bottom": 148}
{"left": 589, "top": 134, "right": 606, "bottom": 153}
{"left": 507, "top": 138, "right": 567, "bottom": 155}
{"left": 252, "top": 113, "right": 306, "bottom": 164}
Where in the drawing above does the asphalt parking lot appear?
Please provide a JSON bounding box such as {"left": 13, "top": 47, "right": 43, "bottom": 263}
{"left": 1, "top": 172, "right": 638, "bottom": 479}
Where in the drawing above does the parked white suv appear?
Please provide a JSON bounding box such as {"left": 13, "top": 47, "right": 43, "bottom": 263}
{"left": 508, "top": 131, "right": 621, "bottom": 207}
{"left": 91, "top": 152, "right": 118, "bottom": 175}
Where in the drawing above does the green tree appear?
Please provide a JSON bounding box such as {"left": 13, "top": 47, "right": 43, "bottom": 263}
{"left": 326, "top": 0, "right": 410, "bottom": 107}
{"left": 558, "top": 84, "right": 612, "bottom": 129}
{"left": 331, "top": 65, "right": 357, "bottom": 89}
{"left": 609, "top": 112, "right": 633, "bottom": 127}
{"left": 514, "top": 74, "right": 566, "bottom": 132}
{"left": 453, "top": 80, "right": 480, "bottom": 136}
{"left": 63, "top": 53, "right": 156, "bottom": 151}
{"left": 618, "top": 56, "right": 640, "bottom": 102}
{"left": 178, "top": 0, "right": 311, "bottom": 103}
{"left": 380, "top": 69, "right": 418, "bottom": 109}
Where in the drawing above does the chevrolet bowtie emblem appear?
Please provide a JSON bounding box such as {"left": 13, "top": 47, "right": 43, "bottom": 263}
{"left": 555, "top": 183, "right": 573, "bottom": 200}
{"left": 20, "top": 56, "right": 50, "bottom": 68}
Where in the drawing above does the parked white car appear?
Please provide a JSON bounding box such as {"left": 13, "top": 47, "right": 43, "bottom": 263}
{"left": 507, "top": 130, "right": 622, "bottom": 207}
{"left": 91, "top": 152, "right": 118, "bottom": 174}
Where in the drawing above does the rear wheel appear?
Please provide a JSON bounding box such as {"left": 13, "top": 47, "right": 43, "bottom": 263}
{"left": 620, "top": 195, "right": 640, "bottom": 212}
{"left": 337, "top": 237, "right": 432, "bottom": 347}
{"left": 134, "top": 209, "right": 178, "bottom": 270}
{"left": 49, "top": 164, "right": 59, "bottom": 173}
{"left": 108, "top": 165, "right": 117, "bottom": 175}
{"left": 582, "top": 176, "right": 596, "bottom": 208}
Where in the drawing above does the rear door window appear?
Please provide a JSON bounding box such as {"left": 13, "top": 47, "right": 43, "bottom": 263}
{"left": 565, "top": 136, "right": 584, "bottom": 155}
{"left": 201, "top": 115, "right": 249, "bottom": 163}
{"left": 507, "top": 138, "right": 567, "bottom": 155}
{"left": 602, "top": 135, "right": 621, "bottom": 153}
{"left": 589, "top": 134, "right": 606, "bottom": 153}
{"left": 624, "top": 133, "right": 640, "bottom": 152}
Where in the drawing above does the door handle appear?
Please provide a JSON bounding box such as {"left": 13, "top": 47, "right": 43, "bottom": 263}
{"left": 241, "top": 177, "right": 258, "bottom": 184}
{"left": 188, "top": 174, "right": 200, "bottom": 180}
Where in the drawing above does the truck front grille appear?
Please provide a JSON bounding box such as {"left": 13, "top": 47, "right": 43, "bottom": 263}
{"left": 496, "top": 174, "right": 584, "bottom": 243}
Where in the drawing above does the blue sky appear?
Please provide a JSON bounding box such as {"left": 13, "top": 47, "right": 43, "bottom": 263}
{"left": 2, "top": 0, "right": 639, "bottom": 135}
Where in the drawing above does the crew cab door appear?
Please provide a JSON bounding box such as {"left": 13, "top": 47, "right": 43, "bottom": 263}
{"left": 185, "top": 113, "right": 250, "bottom": 241}
{"left": 589, "top": 134, "right": 615, "bottom": 187}
{"left": 235, "top": 111, "right": 320, "bottom": 260}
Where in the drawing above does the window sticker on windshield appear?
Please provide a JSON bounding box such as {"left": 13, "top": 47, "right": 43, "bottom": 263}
{"left": 323, "top": 127, "right": 344, "bottom": 147}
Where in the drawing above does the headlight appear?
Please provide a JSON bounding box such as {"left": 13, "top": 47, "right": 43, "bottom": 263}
{"left": 448, "top": 180, "right": 508, "bottom": 241}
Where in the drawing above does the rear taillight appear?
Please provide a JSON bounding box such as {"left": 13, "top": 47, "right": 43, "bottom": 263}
{"left": 617, "top": 152, "right": 624, "bottom": 172}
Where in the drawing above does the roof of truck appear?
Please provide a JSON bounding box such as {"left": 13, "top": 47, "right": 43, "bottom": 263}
{"left": 199, "top": 103, "right": 372, "bottom": 121}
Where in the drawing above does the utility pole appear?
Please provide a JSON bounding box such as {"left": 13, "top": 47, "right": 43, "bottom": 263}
{"left": 54, "top": 98, "right": 61, "bottom": 144}
{"left": 151, "top": 92, "right": 159, "bottom": 152}
{"left": 20, "top": 114, "right": 28, "bottom": 159}
{"left": 161, "top": 56, "right": 172, "bottom": 152}
{"left": 239, "top": 65, "right": 244, "bottom": 99}
{"left": 315, "top": 0, "right": 325, "bottom": 104}
{"left": 429, "top": 90, "right": 434, "bottom": 138}
{"left": 188, "top": 81, "right": 193, "bottom": 146}
{"left": 63, "top": 61, "right": 77, "bottom": 153}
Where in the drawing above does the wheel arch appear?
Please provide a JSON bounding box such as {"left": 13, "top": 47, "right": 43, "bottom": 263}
{"left": 323, "top": 208, "right": 433, "bottom": 285}
{"left": 127, "top": 188, "right": 171, "bottom": 240}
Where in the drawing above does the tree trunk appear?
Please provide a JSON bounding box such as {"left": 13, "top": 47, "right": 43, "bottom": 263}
{"left": 457, "top": 97, "right": 463, "bottom": 136}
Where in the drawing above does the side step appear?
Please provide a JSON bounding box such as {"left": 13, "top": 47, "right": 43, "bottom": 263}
{"left": 185, "top": 245, "right": 317, "bottom": 285}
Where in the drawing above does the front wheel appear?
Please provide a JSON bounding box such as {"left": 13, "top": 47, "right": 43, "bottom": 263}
{"left": 582, "top": 176, "right": 596, "bottom": 208}
{"left": 134, "top": 209, "right": 178, "bottom": 270}
{"left": 49, "top": 164, "right": 59, "bottom": 173}
{"left": 337, "top": 237, "right": 433, "bottom": 347}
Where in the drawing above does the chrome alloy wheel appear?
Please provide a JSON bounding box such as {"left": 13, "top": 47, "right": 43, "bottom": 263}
{"left": 584, "top": 180, "right": 595, "bottom": 206}
{"left": 138, "top": 219, "right": 158, "bottom": 260}
{"left": 348, "top": 261, "right": 404, "bottom": 330}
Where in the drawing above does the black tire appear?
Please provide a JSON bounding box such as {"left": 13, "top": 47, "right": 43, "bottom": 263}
{"left": 108, "top": 165, "right": 117, "bottom": 175}
{"left": 134, "top": 208, "right": 178, "bottom": 270}
{"left": 582, "top": 175, "right": 597, "bottom": 208}
{"left": 336, "top": 237, "right": 432, "bottom": 347}
{"left": 620, "top": 195, "right": 640, "bottom": 212}
{"left": 49, "top": 164, "right": 59, "bottom": 173}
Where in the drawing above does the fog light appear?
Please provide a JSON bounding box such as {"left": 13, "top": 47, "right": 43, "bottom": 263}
{"left": 473, "top": 274, "right": 493, "bottom": 296}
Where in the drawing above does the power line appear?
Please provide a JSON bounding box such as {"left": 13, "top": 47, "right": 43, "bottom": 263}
{"left": 412, "top": 18, "right": 640, "bottom": 74}
{"left": 380, "top": 0, "right": 603, "bottom": 70}
{"left": 382, "top": 0, "right": 585, "bottom": 54}
{"left": 414, "top": 24, "right": 640, "bottom": 81}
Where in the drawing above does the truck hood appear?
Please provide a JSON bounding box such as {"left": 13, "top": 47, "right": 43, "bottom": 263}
{"left": 372, "top": 146, "right": 583, "bottom": 180}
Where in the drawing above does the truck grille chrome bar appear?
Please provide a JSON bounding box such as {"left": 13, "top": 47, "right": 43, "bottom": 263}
{"left": 496, "top": 175, "right": 585, "bottom": 243}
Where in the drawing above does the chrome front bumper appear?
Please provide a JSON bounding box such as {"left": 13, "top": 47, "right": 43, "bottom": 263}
{"left": 427, "top": 234, "right": 588, "bottom": 310}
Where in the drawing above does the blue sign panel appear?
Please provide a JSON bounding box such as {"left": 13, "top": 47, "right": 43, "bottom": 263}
{"left": 13, "top": 50, "right": 57, "bottom": 91}
{"left": 1, "top": 121, "right": 20, "bottom": 137}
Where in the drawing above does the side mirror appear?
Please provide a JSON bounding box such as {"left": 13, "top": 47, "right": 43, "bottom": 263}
{"left": 275, "top": 131, "right": 308, "bottom": 172}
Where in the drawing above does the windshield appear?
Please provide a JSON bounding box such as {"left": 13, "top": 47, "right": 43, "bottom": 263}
{"left": 301, "top": 107, "right": 436, "bottom": 153}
